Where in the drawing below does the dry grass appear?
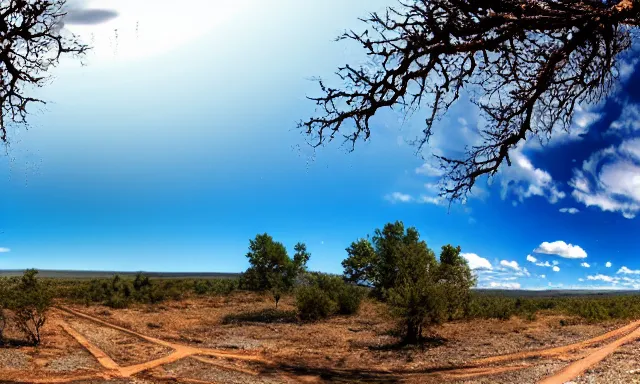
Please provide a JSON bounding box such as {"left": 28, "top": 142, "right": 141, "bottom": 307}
{"left": 0, "top": 292, "right": 635, "bottom": 383}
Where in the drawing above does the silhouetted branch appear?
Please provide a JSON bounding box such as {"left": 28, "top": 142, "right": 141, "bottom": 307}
{"left": 1, "top": 0, "right": 88, "bottom": 142}
{"left": 300, "top": 0, "right": 639, "bottom": 201}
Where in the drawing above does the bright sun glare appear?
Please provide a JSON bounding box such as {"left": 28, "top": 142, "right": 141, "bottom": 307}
{"left": 66, "top": 0, "right": 243, "bottom": 62}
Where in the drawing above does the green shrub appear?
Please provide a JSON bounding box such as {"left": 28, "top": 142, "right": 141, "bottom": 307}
{"left": 10, "top": 269, "right": 52, "bottom": 345}
{"left": 336, "top": 284, "right": 365, "bottom": 315}
{"left": 295, "top": 273, "right": 365, "bottom": 319}
{"left": 296, "top": 285, "right": 337, "bottom": 321}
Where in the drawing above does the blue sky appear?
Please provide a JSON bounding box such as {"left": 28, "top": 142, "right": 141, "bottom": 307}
{"left": 1, "top": 0, "right": 640, "bottom": 290}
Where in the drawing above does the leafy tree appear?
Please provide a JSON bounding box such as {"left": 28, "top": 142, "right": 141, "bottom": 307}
{"left": 342, "top": 238, "right": 377, "bottom": 285}
{"left": 300, "top": 0, "right": 639, "bottom": 202}
{"left": 342, "top": 221, "right": 428, "bottom": 295}
{"left": 386, "top": 243, "right": 475, "bottom": 344}
{"left": 293, "top": 242, "right": 311, "bottom": 271}
{"left": 386, "top": 241, "right": 443, "bottom": 344}
{"left": 242, "top": 234, "right": 310, "bottom": 307}
{"left": 10, "top": 269, "right": 52, "bottom": 345}
{"left": 438, "top": 245, "right": 476, "bottom": 320}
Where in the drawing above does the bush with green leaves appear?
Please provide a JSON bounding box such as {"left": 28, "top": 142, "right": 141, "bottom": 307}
{"left": 296, "top": 285, "right": 337, "bottom": 321}
{"left": 9, "top": 269, "right": 52, "bottom": 345}
{"left": 0, "top": 278, "right": 8, "bottom": 344}
{"left": 295, "top": 272, "right": 365, "bottom": 320}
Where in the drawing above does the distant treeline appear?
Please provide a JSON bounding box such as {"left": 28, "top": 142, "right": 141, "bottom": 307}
{"left": 0, "top": 270, "right": 240, "bottom": 279}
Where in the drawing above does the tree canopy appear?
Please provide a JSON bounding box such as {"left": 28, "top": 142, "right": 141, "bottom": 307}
{"left": 242, "top": 233, "right": 310, "bottom": 293}
{"left": 342, "top": 221, "right": 475, "bottom": 343}
{"left": 300, "top": 0, "right": 640, "bottom": 202}
{"left": 343, "top": 221, "right": 430, "bottom": 294}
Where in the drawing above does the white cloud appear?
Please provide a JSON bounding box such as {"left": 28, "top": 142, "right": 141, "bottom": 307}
{"left": 570, "top": 138, "right": 640, "bottom": 219}
{"left": 526, "top": 255, "right": 537, "bottom": 263}
{"left": 552, "top": 260, "right": 559, "bottom": 265}
{"left": 415, "top": 162, "right": 444, "bottom": 177}
{"left": 608, "top": 103, "right": 640, "bottom": 135}
{"left": 0, "top": 247, "right": 9, "bottom": 253}
{"left": 461, "top": 253, "right": 493, "bottom": 270}
{"left": 385, "top": 192, "right": 413, "bottom": 203}
{"left": 533, "top": 241, "right": 587, "bottom": 259}
{"left": 581, "top": 262, "right": 591, "bottom": 268}
{"left": 606, "top": 262, "right": 612, "bottom": 268}
{"left": 500, "top": 260, "right": 521, "bottom": 271}
{"left": 552, "top": 266, "right": 560, "bottom": 272}
{"left": 588, "top": 274, "right": 616, "bottom": 283}
{"left": 526, "top": 104, "right": 601, "bottom": 148}
{"left": 617, "top": 266, "right": 640, "bottom": 275}
{"left": 578, "top": 278, "right": 585, "bottom": 282}
{"left": 540, "top": 275, "right": 546, "bottom": 279}
{"left": 535, "top": 261, "right": 552, "bottom": 267}
{"left": 417, "top": 195, "right": 443, "bottom": 205}
{"left": 500, "top": 147, "right": 565, "bottom": 204}
{"left": 559, "top": 208, "right": 580, "bottom": 214}
{"left": 488, "top": 282, "right": 521, "bottom": 290}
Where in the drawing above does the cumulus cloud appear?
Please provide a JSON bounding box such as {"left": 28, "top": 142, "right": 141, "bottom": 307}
{"left": 385, "top": 192, "right": 413, "bottom": 203}
{"left": 0, "top": 247, "right": 9, "bottom": 253}
{"left": 526, "top": 255, "right": 537, "bottom": 263}
{"left": 588, "top": 274, "right": 616, "bottom": 283}
{"left": 569, "top": 138, "right": 640, "bottom": 219}
{"left": 617, "top": 266, "right": 640, "bottom": 275}
{"left": 552, "top": 266, "right": 560, "bottom": 272}
{"left": 462, "top": 253, "right": 493, "bottom": 270}
{"left": 533, "top": 241, "right": 587, "bottom": 259}
{"left": 500, "top": 260, "right": 520, "bottom": 271}
{"left": 415, "top": 162, "right": 444, "bottom": 177}
{"left": 608, "top": 103, "right": 640, "bottom": 136}
{"left": 581, "top": 262, "right": 591, "bottom": 268}
{"left": 500, "top": 147, "right": 565, "bottom": 204}
{"left": 559, "top": 208, "right": 580, "bottom": 214}
{"left": 606, "top": 262, "right": 612, "bottom": 268}
{"left": 488, "top": 282, "right": 521, "bottom": 289}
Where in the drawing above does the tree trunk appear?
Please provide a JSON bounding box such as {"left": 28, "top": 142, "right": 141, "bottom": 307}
{"left": 405, "top": 320, "right": 420, "bottom": 344}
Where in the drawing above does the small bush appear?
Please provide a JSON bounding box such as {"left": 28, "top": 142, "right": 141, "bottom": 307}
{"left": 294, "top": 273, "right": 365, "bottom": 320}
{"left": 10, "top": 269, "right": 52, "bottom": 345}
{"left": 296, "top": 286, "right": 337, "bottom": 321}
{"left": 105, "top": 294, "right": 129, "bottom": 309}
{"left": 336, "top": 285, "right": 365, "bottom": 315}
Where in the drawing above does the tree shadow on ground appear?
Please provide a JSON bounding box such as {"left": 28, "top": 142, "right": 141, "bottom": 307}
{"left": 369, "top": 335, "right": 447, "bottom": 351}
{"left": 251, "top": 358, "right": 482, "bottom": 383}
{"left": 221, "top": 308, "right": 298, "bottom": 324}
{"left": 0, "top": 338, "right": 36, "bottom": 347}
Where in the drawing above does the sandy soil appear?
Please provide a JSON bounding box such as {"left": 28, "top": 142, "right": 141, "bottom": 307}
{"left": 0, "top": 293, "right": 639, "bottom": 383}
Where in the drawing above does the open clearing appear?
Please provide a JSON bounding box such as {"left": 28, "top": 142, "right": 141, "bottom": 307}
{"left": 1, "top": 293, "right": 640, "bottom": 383}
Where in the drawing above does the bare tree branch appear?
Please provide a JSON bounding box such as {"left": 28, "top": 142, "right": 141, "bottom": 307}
{"left": 299, "top": 0, "right": 639, "bottom": 202}
{"left": 1, "top": 0, "right": 88, "bottom": 143}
